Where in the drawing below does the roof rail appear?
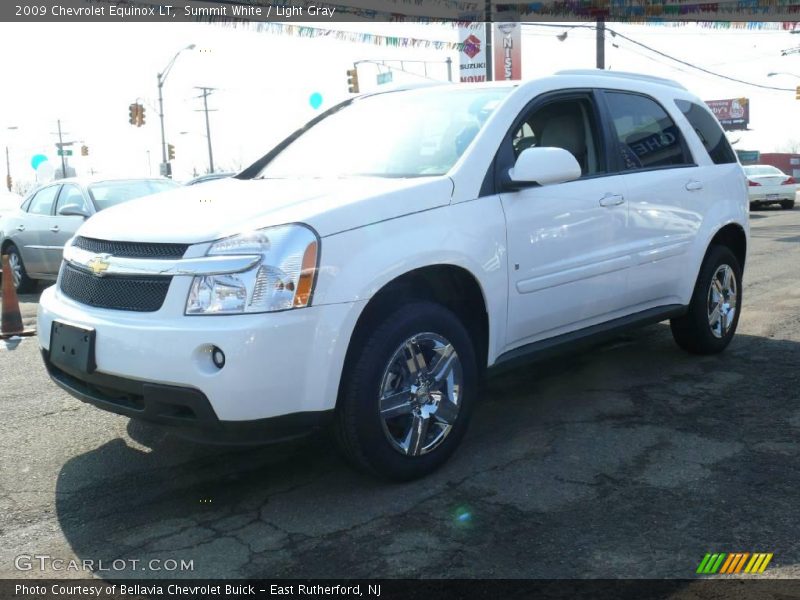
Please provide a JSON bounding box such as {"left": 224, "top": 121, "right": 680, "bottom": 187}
{"left": 555, "top": 69, "right": 687, "bottom": 90}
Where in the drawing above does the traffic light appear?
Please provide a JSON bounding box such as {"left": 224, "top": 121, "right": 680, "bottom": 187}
{"left": 5, "top": 175, "right": 11, "bottom": 192}
{"left": 796, "top": 85, "right": 800, "bottom": 100}
{"left": 136, "top": 105, "right": 146, "bottom": 126}
{"left": 81, "top": 145, "right": 89, "bottom": 157}
{"left": 346, "top": 68, "right": 359, "bottom": 93}
{"left": 129, "top": 103, "right": 138, "bottom": 125}
{"left": 168, "top": 143, "right": 175, "bottom": 161}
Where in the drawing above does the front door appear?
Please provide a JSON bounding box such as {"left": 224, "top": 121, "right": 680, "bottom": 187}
{"left": 500, "top": 93, "right": 631, "bottom": 348}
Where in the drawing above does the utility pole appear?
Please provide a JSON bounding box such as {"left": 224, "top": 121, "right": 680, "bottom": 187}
{"left": 57, "top": 119, "right": 67, "bottom": 178}
{"left": 485, "top": 22, "right": 493, "bottom": 81}
{"left": 446, "top": 57, "right": 453, "bottom": 82}
{"left": 596, "top": 18, "right": 606, "bottom": 69}
{"left": 194, "top": 87, "right": 217, "bottom": 174}
{"left": 5, "top": 146, "right": 10, "bottom": 192}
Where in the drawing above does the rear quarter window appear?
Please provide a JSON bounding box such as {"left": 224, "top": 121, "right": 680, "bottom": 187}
{"left": 675, "top": 99, "right": 737, "bottom": 165}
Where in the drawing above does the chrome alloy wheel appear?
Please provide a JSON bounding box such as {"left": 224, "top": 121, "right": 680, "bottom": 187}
{"left": 8, "top": 251, "right": 22, "bottom": 288}
{"left": 378, "top": 332, "right": 463, "bottom": 457}
{"left": 707, "top": 264, "right": 737, "bottom": 339}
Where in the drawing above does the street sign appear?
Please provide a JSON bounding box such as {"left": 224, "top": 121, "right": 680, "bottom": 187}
{"left": 57, "top": 150, "right": 73, "bottom": 156}
{"left": 377, "top": 72, "right": 393, "bottom": 85}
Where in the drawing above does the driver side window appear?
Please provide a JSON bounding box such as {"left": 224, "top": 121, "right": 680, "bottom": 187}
{"left": 511, "top": 97, "right": 604, "bottom": 177}
{"left": 55, "top": 184, "right": 91, "bottom": 215}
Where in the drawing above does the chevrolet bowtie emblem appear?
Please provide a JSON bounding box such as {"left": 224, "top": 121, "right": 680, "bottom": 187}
{"left": 86, "top": 255, "right": 111, "bottom": 276}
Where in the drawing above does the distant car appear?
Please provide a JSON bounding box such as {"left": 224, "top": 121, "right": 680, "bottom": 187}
{"left": 185, "top": 172, "right": 235, "bottom": 186}
{"left": 0, "top": 190, "right": 23, "bottom": 218}
{"left": 743, "top": 165, "right": 797, "bottom": 210}
{"left": 0, "top": 177, "right": 179, "bottom": 291}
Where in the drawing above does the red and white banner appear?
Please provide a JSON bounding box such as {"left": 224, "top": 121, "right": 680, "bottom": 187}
{"left": 457, "top": 26, "right": 488, "bottom": 82}
{"left": 493, "top": 23, "right": 522, "bottom": 81}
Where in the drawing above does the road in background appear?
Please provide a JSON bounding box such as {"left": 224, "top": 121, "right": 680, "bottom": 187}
{"left": 1, "top": 206, "right": 799, "bottom": 579}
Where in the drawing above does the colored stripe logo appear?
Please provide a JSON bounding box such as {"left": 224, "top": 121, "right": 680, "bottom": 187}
{"left": 696, "top": 552, "right": 773, "bottom": 574}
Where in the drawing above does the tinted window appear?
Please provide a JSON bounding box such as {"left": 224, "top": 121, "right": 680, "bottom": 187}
{"left": 605, "top": 92, "right": 691, "bottom": 171}
{"left": 55, "top": 184, "right": 91, "bottom": 215}
{"left": 675, "top": 99, "right": 737, "bottom": 165}
{"left": 88, "top": 180, "right": 179, "bottom": 211}
{"left": 26, "top": 186, "right": 59, "bottom": 215}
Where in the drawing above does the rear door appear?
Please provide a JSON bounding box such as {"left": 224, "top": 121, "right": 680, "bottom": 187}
{"left": 13, "top": 184, "right": 61, "bottom": 276}
{"left": 45, "top": 183, "right": 93, "bottom": 274}
{"left": 599, "top": 91, "right": 704, "bottom": 308}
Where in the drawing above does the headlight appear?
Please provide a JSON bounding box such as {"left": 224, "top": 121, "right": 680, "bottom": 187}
{"left": 185, "top": 224, "right": 319, "bottom": 315}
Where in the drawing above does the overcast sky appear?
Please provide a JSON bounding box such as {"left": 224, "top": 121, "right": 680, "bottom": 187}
{"left": 0, "top": 20, "right": 798, "bottom": 190}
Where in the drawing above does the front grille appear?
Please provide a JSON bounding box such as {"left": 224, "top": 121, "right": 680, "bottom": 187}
{"left": 60, "top": 263, "right": 171, "bottom": 312}
{"left": 73, "top": 236, "right": 188, "bottom": 259}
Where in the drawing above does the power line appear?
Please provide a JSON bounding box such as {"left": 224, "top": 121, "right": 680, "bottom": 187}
{"left": 522, "top": 23, "right": 797, "bottom": 92}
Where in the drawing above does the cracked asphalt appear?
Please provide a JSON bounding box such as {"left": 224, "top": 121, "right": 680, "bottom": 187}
{"left": 2, "top": 205, "right": 800, "bottom": 580}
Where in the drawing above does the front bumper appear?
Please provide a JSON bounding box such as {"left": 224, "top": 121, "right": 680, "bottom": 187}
{"left": 38, "top": 283, "right": 360, "bottom": 426}
{"left": 42, "top": 350, "right": 332, "bottom": 443}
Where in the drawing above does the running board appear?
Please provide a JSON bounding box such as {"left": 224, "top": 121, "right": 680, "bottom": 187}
{"left": 492, "top": 304, "right": 687, "bottom": 372}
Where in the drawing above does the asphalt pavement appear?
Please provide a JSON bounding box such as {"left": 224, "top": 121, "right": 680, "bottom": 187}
{"left": 2, "top": 205, "right": 800, "bottom": 580}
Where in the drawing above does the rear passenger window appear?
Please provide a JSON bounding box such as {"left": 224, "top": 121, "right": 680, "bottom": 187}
{"left": 605, "top": 92, "right": 692, "bottom": 171}
{"left": 674, "top": 99, "right": 737, "bottom": 165}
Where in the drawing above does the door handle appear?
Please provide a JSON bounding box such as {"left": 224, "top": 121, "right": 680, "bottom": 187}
{"left": 16, "top": 225, "right": 25, "bottom": 231}
{"left": 50, "top": 225, "right": 60, "bottom": 233}
{"left": 685, "top": 180, "right": 703, "bottom": 191}
{"left": 599, "top": 193, "right": 625, "bottom": 207}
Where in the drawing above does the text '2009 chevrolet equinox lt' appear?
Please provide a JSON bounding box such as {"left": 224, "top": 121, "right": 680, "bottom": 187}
{"left": 38, "top": 70, "right": 748, "bottom": 480}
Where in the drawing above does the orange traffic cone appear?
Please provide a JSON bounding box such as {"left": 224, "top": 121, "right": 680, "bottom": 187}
{"left": 1, "top": 254, "right": 35, "bottom": 339}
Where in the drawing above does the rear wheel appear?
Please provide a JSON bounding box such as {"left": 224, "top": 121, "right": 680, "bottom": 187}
{"left": 4, "top": 245, "right": 36, "bottom": 293}
{"left": 670, "top": 245, "right": 742, "bottom": 355}
{"left": 780, "top": 200, "right": 795, "bottom": 210}
{"left": 335, "top": 301, "right": 478, "bottom": 480}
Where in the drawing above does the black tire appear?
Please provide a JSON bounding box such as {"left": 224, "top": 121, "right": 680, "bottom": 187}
{"left": 670, "top": 245, "right": 742, "bottom": 355}
{"left": 335, "top": 301, "right": 478, "bottom": 481}
{"left": 780, "top": 200, "right": 795, "bottom": 210}
{"left": 4, "top": 245, "right": 36, "bottom": 293}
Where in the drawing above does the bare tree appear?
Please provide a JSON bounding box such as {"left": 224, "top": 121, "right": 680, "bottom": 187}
{"left": 779, "top": 139, "right": 800, "bottom": 154}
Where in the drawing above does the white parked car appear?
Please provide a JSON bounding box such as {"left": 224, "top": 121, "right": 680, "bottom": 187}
{"left": 743, "top": 164, "right": 797, "bottom": 210}
{"left": 38, "top": 71, "right": 748, "bottom": 480}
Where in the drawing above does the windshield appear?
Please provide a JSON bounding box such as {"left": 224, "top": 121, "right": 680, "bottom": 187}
{"left": 257, "top": 87, "right": 511, "bottom": 179}
{"left": 88, "top": 180, "right": 179, "bottom": 211}
{"left": 744, "top": 165, "right": 784, "bottom": 176}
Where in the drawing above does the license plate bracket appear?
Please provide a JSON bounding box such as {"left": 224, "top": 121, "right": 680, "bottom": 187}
{"left": 50, "top": 321, "right": 96, "bottom": 374}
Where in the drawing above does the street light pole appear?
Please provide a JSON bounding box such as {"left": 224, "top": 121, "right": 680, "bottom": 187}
{"left": 156, "top": 43, "right": 195, "bottom": 178}
{"left": 157, "top": 73, "right": 167, "bottom": 169}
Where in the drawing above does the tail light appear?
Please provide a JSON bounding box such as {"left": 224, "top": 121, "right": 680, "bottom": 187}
{"left": 781, "top": 177, "right": 797, "bottom": 185}
{"left": 748, "top": 180, "right": 761, "bottom": 187}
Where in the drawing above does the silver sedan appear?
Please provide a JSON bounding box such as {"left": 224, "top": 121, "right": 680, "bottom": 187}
{"left": 0, "top": 177, "right": 179, "bottom": 292}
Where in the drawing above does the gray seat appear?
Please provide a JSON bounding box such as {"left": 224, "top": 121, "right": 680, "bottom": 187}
{"left": 539, "top": 114, "right": 587, "bottom": 173}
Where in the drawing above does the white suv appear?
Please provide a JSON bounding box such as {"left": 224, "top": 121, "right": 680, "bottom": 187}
{"left": 38, "top": 71, "right": 748, "bottom": 480}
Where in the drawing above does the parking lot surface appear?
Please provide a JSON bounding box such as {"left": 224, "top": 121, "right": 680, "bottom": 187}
{"left": 2, "top": 206, "right": 800, "bottom": 579}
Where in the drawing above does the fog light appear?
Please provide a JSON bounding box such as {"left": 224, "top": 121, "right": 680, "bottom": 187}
{"left": 211, "top": 346, "right": 225, "bottom": 369}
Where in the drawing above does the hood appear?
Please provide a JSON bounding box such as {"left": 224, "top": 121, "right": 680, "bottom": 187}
{"left": 77, "top": 176, "right": 453, "bottom": 243}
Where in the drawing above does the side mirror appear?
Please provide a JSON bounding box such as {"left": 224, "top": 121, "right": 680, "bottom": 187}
{"left": 58, "top": 204, "right": 90, "bottom": 218}
{"left": 505, "top": 147, "right": 582, "bottom": 189}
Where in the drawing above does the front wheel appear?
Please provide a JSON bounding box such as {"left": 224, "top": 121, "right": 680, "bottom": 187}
{"left": 5, "top": 245, "right": 36, "bottom": 293}
{"left": 670, "top": 245, "right": 742, "bottom": 355}
{"left": 335, "top": 301, "right": 478, "bottom": 480}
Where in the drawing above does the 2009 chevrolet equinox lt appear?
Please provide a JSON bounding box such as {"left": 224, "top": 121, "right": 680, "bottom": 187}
{"left": 38, "top": 70, "right": 748, "bottom": 480}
